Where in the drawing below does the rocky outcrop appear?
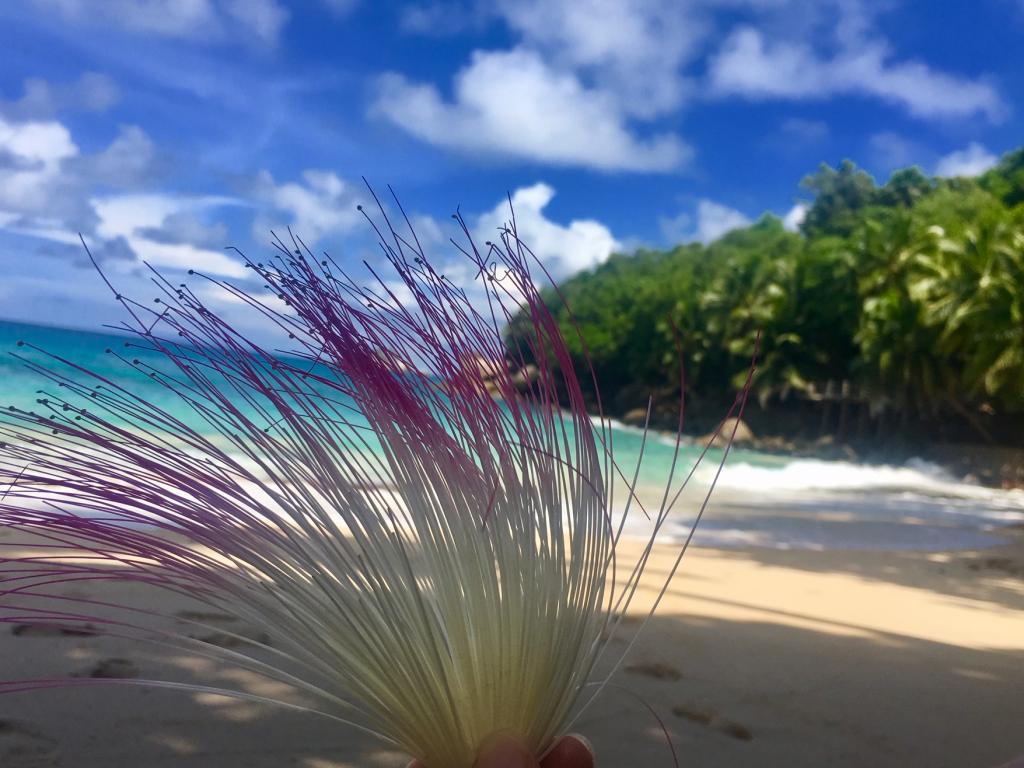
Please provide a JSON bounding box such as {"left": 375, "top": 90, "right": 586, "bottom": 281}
{"left": 699, "top": 417, "right": 755, "bottom": 447}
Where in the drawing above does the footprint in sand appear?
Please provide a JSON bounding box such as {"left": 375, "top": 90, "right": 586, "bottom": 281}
{"left": 11, "top": 623, "right": 97, "bottom": 638}
{"left": 672, "top": 705, "right": 753, "bottom": 741}
{"left": 624, "top": 662, "right": 683, "bottom": 681}
{"left": 87, "top": 658, "right": 139, "bottom": 679}
{"left": 0, "top": 720, "right": 60, "bottom": 767}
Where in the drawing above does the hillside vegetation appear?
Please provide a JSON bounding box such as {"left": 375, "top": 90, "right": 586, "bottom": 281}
{"left": 506, "top": 149, "right": 1024, "bottom": 448}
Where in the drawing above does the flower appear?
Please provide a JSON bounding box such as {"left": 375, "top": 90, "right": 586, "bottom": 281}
{"left": 0, "top": 194, "right": 752, "bottom": 767}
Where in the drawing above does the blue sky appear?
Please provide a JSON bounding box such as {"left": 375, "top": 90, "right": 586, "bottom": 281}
{"left": 0, "top": 0, "right": 1021, "bottom": 333}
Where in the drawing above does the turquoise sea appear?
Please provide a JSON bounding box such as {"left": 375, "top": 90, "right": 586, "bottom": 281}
{"left": 3, "top": 318, "right": 1023, "bottom": 552}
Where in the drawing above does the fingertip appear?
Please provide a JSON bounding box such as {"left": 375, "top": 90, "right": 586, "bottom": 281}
{"left": 476, "top": 735, "right": 536, "bottom": 768}
{"left": 406, "top": 761, "right": 426, "bottom": 768}
{"left": 540, "top": 733, "right": 594, "bottom": 768}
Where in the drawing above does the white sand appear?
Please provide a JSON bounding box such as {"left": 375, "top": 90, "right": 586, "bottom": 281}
{"left": 1, "top": 528, "right": 1022, "bottom": 767}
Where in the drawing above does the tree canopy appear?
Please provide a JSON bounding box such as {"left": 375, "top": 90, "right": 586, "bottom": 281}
{"left": 506, "top": 148, "right": 1024, "bottom": 443}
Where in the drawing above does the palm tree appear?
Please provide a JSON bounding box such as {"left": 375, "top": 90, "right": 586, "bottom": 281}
{"left": 853, "top": 212, "right": 949, "bottom": 429}
{"left": 927, "top": 216, "right": 1024, "bottom": 410}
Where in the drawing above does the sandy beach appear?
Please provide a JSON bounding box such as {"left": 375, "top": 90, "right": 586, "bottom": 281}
{"left": 1, "top": 526, "right": 1022, "bottom": 768}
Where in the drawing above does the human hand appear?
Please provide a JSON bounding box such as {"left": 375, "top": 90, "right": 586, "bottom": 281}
{"left": 406, "top": 733, "right": 594, "bottom": 768}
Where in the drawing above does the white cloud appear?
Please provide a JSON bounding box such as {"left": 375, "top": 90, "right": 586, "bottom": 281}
{"left": 0, "top": 119, "right": 78, "bottom": 169}
{"left": 694, "top": 199, "right": 751, "bottom": 243}
{"left": 709, "top": 27, "right": 1004, "bottom": 121}
{"left": 366, "top": 182, "right": 619, "bottom": 290}
{"left": 0, "top": 114, "right": 164, "bottom": 248}
{"left": 93, "top": 193, "right": 248, "bottom": 277}
{"left": 0, "top": 116, "right": 79, "bottom": 214}
{"left": 660, "top": 199, "right": 752, "bottom": 244}
{"left": 934, "top": 142, "right": 1000, "bottom": 178}
{"left": 32, "top": 0, "right": 288, "bottom": 45}
{"left": 0, "top": 115, "right": 234, "bottom": 283}
{"left": 253, "top": 169, "right": 366, "bottom": 244}
{"left": 383, "top": 0, "right": 1004, "bottom": 170}
{"left": 133, "top": 239, "right": 246, "bottom": 276}
{"left": 372, "top": 48, "right": 690, "bottom": 172}
{"left": 495, "top": 0, "right": 702, "bottom": 119}
{"left": 473, "top": 183, "right": 619, "bottom": 278}
{"left": 782, "top": 202, "right": 808, "bottom": 232}
{"left": 140, "top": 209, "right": 228, "bottom": 248}
{"left": 93, "top": 194, "right": 197, "bottom": 239}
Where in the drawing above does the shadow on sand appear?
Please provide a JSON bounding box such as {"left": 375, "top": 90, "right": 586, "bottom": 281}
{"left": 0, "top": 546, "right": 1022, "bottom": 768}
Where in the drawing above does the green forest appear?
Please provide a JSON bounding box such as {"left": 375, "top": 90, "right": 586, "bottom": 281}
{"left": 506, "top": 148, "right": 1024, "bottom": 447}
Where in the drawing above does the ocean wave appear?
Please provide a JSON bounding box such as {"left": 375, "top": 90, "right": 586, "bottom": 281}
{"left": 713, "top": 456, "right": 1023, "bottom": 502}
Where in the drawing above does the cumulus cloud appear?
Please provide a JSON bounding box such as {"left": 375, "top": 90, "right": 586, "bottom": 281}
{"left": 383, "top": 0, "right": 1005, "bottom": 168}
{"left": 0, "top": 114, "right": 165, "bottom": 231}
{"left": 361, "top": 182, "right": 619, "bottom": 292}
{"left": 694, "top": 200, "right": 751, "bottom": 243}
{"left": 709, "top": 27, "right": 1004, "bottom": 121}
{"left": 372, "top": 49, "right": 690, "bottom": 172}
{"left": 494, "top": 0, "right": 702, "bottom": 119}
{"left": 934, "top": 142, "right": 1000, "bottom": 178}
{"left": 0, "top": 81, "right": 132, "bottom": 256}
{"left": 93, "top": 194, "right": 248, "bottom": 277}
{"left": 31, "top": 0, "right": 289, "bottom": 45}
{"left": 782, "top": 202, "right": 808, "bottom": 232}
{"left": 253, "top": 169, "right": 366, "bottom": 244}
{"left": 0, "top": 116, "right": 80, "bottom": 215}
{"left": 381, "top": 0, "right": 702, "bottom": 171}
{"left": 660, "top": 199, "right": 752, "bottom": 245}
{"left": 0, "top": 111, "right": 243, "bottom": 276}
{"left": 473, "top": 183, "right": 619, "bottom": 278}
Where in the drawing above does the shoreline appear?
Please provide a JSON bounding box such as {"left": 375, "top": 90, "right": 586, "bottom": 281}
{"left": 599, "top": 405, "right": 1024, "bottom": 491}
